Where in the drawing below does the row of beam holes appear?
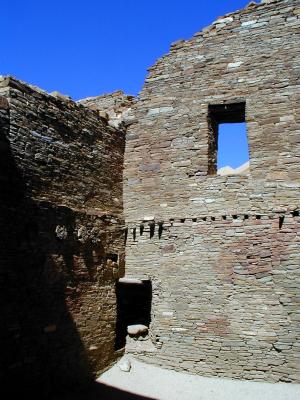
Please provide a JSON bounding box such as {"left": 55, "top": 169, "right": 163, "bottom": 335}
{"left": 127, "top": 211, "right": 300, "bottom": 241}
{"left": 174, "top": 215, "right": 258, "bottom": 223}
{"left": 130, "top": 222, "right": 164, "bottom": 242}
{"left": 278, "top": 211, "right": 299, "bottom": 229}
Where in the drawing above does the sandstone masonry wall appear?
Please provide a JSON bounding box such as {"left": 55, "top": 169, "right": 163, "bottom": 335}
{"left": 0, "top": 77, "right": 125, "bottom": 394}
{"left": 78, "top": 91, "right": 135, "bottom": 129}
{"left": 125, "top": 0, "right": 300, "bottom": 221}
{"left": 124, "top": 0, "right": 300, "bottom": 382}
{"left": 126, "top": 213, "right": 300, "bottom": 382}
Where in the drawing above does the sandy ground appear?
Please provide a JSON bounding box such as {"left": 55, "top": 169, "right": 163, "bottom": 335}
{"left": 98, "top": 356, "right": 300, "bottom": 400}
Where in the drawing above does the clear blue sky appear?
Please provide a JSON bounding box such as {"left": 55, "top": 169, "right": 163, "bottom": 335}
{"left": 2, "top": 0, "right": 252, "bottom": 168}
{"left": 2, "top": 0, "right": 253, "bottom": 99}
{"left": 218, "top": 124, "right": 249, "bottom": 169}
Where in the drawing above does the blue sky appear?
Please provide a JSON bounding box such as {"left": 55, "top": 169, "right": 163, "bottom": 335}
{"left": 2, "top": 0, "right": 253, "bottom": 99}
{"left": 2, "top": 0, "right": 252, "bottom": 168}
{"left": 218, "top": 124, "right": 249, "bottom": 169}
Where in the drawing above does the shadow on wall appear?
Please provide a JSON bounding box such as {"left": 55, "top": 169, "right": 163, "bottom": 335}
{"left": 0, "top": 112, "right": 111, "bottom": 396}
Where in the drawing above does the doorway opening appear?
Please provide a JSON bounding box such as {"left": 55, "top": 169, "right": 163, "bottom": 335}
{"left": 115, "top": 279, "right": 152, "bottom": 350}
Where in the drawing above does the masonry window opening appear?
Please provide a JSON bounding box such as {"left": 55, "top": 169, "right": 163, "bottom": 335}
{"left": 207, "top": 102, "right": 250, "bottom": 175}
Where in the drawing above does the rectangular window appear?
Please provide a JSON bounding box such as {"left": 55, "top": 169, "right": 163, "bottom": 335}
{"left": 207, "top": 102, "right": 249, "bottom": 175}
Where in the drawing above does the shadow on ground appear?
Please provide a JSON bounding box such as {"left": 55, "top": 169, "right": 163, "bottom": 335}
{"left": 51, "top": 381, "right": 155, "bottom": 400}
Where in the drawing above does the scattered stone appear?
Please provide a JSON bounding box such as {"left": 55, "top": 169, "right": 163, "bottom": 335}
{"left": 118, "top": 359, "right": 131, "bottom": 372}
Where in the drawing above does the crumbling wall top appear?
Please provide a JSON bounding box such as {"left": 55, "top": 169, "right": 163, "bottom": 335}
{"left": 78, "top": 91, "right": 135, "bottom": 129}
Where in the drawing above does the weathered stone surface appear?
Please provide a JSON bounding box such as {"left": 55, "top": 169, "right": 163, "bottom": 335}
{"left": 128, "top": 324, "right": 149, "bottom": 336}
{"left": 119, "top": 277, "right": 147, "bottom": 284}
{"left": 0, "top": 77, "right": 125, "bottom": 394}
{"left": 123, "top": 0, "right": 300, "bottom": 384}
{"left": 78, "top": 90, "right": 134, "bottom": 129}
{"left": 1, "top": 0, "right": 300, "bottom": 392}
{"left": 118, "top": 359, "right": 131, "bottom": 372}
{"left": 0, "top": 96, "right": 9, "bottom": 109}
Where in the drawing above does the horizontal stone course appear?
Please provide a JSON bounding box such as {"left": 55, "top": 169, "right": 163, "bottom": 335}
{"left": 0, "top": 77, "right": 125, "bottom": 393}
{"left": 124, "top": 0, "right": 300, "bottom": 383}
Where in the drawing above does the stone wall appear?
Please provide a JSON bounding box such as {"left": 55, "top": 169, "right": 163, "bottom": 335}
{"left": 124, "top": 0, "right": 300, "bottom": 382}
{"left": 124, "top": 0, "right": 300, "bottom": 221}
{"left": 126, "top": 213, "right": 300, "bottom": 382}
{"left": 0, "top": 77, "right": 125, "bottom": 394}
{"left": 78, "top": 91, "right": 135, "bottom": 129}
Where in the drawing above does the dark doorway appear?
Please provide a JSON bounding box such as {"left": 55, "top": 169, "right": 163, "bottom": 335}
{"left": 115, "top": 279, "right": 152, "bottom": 350}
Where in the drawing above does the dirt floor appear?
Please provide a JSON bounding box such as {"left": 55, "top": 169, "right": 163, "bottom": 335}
{"left": 96, "top": 356, "right": 300, "bottom": 400}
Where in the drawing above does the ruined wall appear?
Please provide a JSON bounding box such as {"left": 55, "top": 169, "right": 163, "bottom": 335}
{"left": 0, "top": 77, "right": 125, "bottom": 394}
{"left": 124, "top": 0, "right": 300, "bottom": 382}
{"left": 78, "top": 91, "right": 135, "bottom": 129}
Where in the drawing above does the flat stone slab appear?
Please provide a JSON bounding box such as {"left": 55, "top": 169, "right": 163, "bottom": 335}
{"left": 126, "top": 336, "right": 157, "bottom": 352}
{"left": 98, "top": 356, "right": 300, "bottom": 400}
{"left": 127, "top": 324, "right": 148, "bottom": 336}
{"left": 118, "top": 277, "right": 150, "bottom": 285}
